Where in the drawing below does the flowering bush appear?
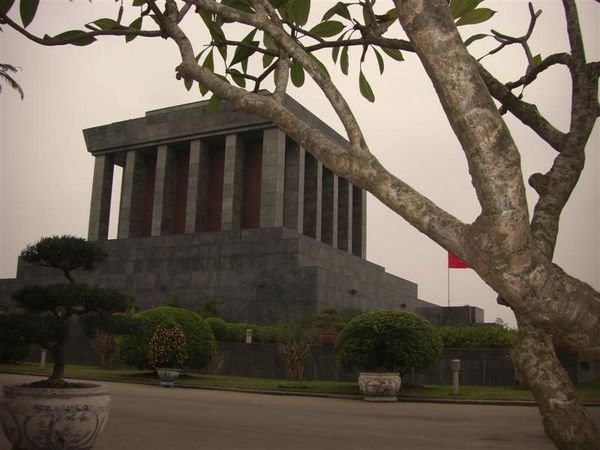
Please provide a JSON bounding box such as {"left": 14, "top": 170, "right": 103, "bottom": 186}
{"left": 148, "top": 322, "right": 188, "bottom": 369}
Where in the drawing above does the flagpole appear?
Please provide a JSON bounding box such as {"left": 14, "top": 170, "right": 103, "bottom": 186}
{"left": 447, "top": 265, "right": 450, "bottom": 307}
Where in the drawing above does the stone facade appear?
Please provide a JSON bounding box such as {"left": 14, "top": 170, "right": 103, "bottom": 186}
{"left": 0, "top": 96, "right": 483, "bottom": 326}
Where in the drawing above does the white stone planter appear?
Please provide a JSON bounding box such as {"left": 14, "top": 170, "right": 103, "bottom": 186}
{"left": 358, "top": 372, "right": 401, "bottom": 402}
{"left": 0, "top": 383, "right": 110, "bottom": 450}
{"left": 155, "top": 368, "right": 182, "bottom": 387}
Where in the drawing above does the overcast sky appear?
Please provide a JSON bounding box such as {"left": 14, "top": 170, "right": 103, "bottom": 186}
{"left": 1, "top": 1, "right": 598, "bottom": 327}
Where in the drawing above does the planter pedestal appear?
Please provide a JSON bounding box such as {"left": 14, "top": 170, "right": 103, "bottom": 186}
{"left": 156, "top": 368, "right": 182, "bottom": 387}
{"left": 358, "top": 372, "right": 401, "bottom": 402}
{"left": 0, "top": 383, "right": 110, "bottom": 450}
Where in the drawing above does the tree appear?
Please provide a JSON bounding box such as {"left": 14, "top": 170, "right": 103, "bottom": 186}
{"left": 8, "top": 236, "right": 131, "bottom": 385}
{"left": 0, "top": 0, "right": 598, "bottom": 447}
{"left": 0, "top": 63, "right": 24, "bottom": 99}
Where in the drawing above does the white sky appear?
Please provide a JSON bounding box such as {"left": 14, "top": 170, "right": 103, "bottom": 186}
{"left": 1, "top": 1, "right": 598, "bottom": 327}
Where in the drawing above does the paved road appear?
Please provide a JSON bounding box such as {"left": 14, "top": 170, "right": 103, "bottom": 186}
{"left": 1, "top": 374, "right": 599, "bottom": 450}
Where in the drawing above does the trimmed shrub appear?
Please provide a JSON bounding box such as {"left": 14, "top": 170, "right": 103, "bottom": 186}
{"left": 437, "top": 325, "right": 517, "bottom": 348}
{"left": 118, "top": 306, "right": 215, "bottom": 370}
{"left": 223, "top": 322, "right": 249, "bottom": 342}
{"left": 335, "top": 310, "right": 442, "bottom": 375}
{"left": 206, "top": 317, "right": 228, "bottom": 341}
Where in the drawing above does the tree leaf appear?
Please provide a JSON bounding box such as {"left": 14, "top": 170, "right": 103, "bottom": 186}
{"left": 289, "top": 0, "right": 310, "bottom": 26}
{"left": 372, "top": 47, "right": 384, "bottom": 75}
{"left": 359, "top": 69, "right": 375, "bottom": 103}
{"left": 290, "top": 59, "right": 305, "bottom": 87}
{"left": 0, "top": 0, "right": 16, "bottom": 16}
{"left": 263, "top": 53, "right": 275, "bottom": 68}
{"left": 222, "top": 0, "right": 254, "bottom": 14}
{"left": 228, "top": 68, "right": 246, "bottom": 87}
{"left": 456, "top": 8, "right": 495, "bottom": 26}
{"left": 340, "top": 46, "right": 349, "bottom": 75}
{"left": 381, "top": 47, "right": 404, "bottom": 62}
{"left": 44, "top": 30, "right": 97, "bottom": 47}
{"left": 207, "top": 94, "right": 221, "bottom": 113}
{"left": 230, "top": 29, "right": 258, "bottom": 67}
{"left": 309, "top": 20, "right": 344, "bottom": 38}
{"left": 204, "top": 50, "right": 215, "bottom": 72}
{"left": 184, "top": 78, "right": 194, "bottom": 91}
{"left": 20, "top": 0, "right": 39, "bottom": 28}
{"left": 132, "top": 0, "right": 146, "bottom": 6}
{"left": 531, "top": 54, "right": 543, "bottom": 68}
{"left": 126, "top": 17, "right": 143, "bottom": 43}
{"left": 91, "top": 18, "right": 122, "bottom": 30}
{"left": 322, "top": 2, "right": 350, "bottom": 21}
{"left": 464, "top": 33, "right": 488, "bottom": 47}
{"left": 450, "top": 0, "right": 483, "bottom": 19}
{"left": 198, "top": 81, "right": 209, "bottom": 97}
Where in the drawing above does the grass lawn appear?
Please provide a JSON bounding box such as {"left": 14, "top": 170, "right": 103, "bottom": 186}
{"left": 1, "top": 362, "right": 599, "bottom": 402}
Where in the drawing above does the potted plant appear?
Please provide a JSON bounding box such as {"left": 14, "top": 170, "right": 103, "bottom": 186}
{"left": 148, "top": 321, "right": 189, "bottom": 387}
{"left": 335, "top": 310, "right": 442, "bottom": 402}
{"left": 0, "top": 235, "right": 131, "bottom": 450}
{"left": 315, "top": 308, "right": 340, "bottom": 345}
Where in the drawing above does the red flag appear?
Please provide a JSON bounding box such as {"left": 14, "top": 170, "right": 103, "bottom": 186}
{"left": 448, "top": 252, "right": 469, "bottom": 269}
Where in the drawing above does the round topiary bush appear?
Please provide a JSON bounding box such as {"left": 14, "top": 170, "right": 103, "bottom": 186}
{"left": 335, "top": 310, "right": 443, "bottom": 375}
{"left": 205, "top": 317, "right": 228, "bottom": 341}
{"left": 118, "top": 306, "right": 215, "bottom": 370}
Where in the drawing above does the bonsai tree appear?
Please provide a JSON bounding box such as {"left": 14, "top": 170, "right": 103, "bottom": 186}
{"left": 335, "top": 310, "right": 443, "bottom": 375}
{"left": 148, "top": 321, "right": 189, "bottom": 369}
{"left": 8, "top": 235, "right": 131, "bottom": 386}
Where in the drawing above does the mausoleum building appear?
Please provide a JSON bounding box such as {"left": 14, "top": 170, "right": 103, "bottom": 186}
{"left": 0, "top": 96, "right": 482, "bottom": 326}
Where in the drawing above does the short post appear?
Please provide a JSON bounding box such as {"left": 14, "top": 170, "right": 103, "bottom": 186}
{"left": 245, "top": 328, "right": 253, "bottom": 344}
{"left": 40, "top": 349, "right": 47, "bottom": 369}
{"left": 451, "top": 359, "right": 461, "bottom": 394}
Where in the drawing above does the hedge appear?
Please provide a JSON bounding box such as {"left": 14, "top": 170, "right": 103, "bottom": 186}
{"left": 437, "top": 325, "right": 517, "bottom": 349}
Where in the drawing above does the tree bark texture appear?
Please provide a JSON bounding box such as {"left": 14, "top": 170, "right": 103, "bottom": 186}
{"left": 512, "top": 320, "right": 600, "bottom": 450}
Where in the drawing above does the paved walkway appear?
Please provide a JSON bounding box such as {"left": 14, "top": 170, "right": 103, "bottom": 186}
{"left": 2, "top": 374, "right": 599, "bottom": 450}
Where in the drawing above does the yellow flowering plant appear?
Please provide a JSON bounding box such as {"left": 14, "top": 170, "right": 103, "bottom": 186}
{"left": 147, "top": 322, "right": 188, "bottom": 369}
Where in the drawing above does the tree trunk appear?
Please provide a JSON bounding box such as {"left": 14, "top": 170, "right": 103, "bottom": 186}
{"left": 50, "top": 343, "right": 66, "bottom": 382}
{"left": 511, "top": 319, "right": 600, "bottom": 450}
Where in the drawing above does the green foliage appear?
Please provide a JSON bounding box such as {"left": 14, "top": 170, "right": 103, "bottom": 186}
{"left": 196, "top": 297, "right": 220, "bottom": 318}
{"left": 117, "top": 306, "right": 215, "bottom": 370}
{"left": 0, "top": 314, "right": 30, "bottom": 363}
{"left": 335, "top": 310, "right": 442, "bottom": 375}
{"left": 20, "top": 235, "right": 107, "bottom": 279}
{"left": 222, "top": 322, "right": 249, "bottom": 342}
{"left": 147, "top": 322, "right": 189, "bottom": 369}
{"left": 206, "top": 317, "right": 228, "bottom": 341}
{"left": 437, "top": 325, "right": 517, "bottom": 349}
{"left": 275, "top": 317, "right": 318, "bottom": 345}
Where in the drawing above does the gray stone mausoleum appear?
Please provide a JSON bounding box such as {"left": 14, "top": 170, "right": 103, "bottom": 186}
{"left": 0, "top": 96, "right": 481, "bottom": 326}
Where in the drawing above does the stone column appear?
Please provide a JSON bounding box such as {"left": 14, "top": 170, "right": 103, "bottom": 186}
{"left": 283, "top": 142, "right": 305, "bottom": 233}
{"left": 118, "top": 150, "right": 145, "bottom": 239}
{"left": 303, "top": 153, "right": 322, "bottom": 241}
{"left": 88, "top": 154, "right": 114, "bottom": 241}
{"left": 185, "top": 139, "right": 209, "bottom": 233}
{"left": 321, "top": 169, "right": 338, "bottom": 247}
{"left": 151, "top": 145, "right": 175, "bottom": 236}
{"left": 260, "top": 128, "right": 286, "bottom": 228}
{"left": 221, "top": 133, "right": 244, "bottom": 232}
{"left": 352, "top": 185, "right": 367, "bottom": 258}
{"left": 337, "top": 177, "right": 353, "bottom": 253}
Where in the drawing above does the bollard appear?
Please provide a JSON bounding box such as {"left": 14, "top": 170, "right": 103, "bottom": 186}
{"left": 245, "top": 328, "right": 253, "bottom": 344}
{"left": 451, "top": 359, "right": 461, "bottom": 394}
{"left": 40, "top": 349, "right": 47, "bottom": 369}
